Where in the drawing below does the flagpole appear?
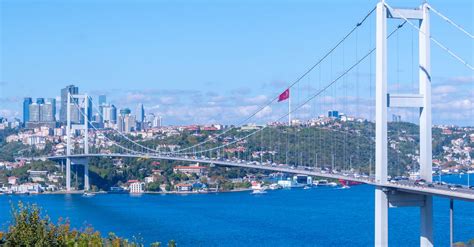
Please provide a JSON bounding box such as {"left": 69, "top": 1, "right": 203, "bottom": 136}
{"left": 288, "top": 94, "right": 291, "bottom": 126}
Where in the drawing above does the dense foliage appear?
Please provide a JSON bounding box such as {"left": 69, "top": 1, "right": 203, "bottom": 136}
{"left": 0, "top": 202, "right": 175, "bottom": 247}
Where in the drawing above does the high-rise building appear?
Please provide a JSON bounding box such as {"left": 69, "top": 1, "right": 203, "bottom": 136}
{"left": 120, "top": 108, "right": 131, "bottom": 117}
{"left": 29, "top": 103, "right": 40, "bottom": 122}
{"left": 137, "top": 103, "right": 144, "bottom": 123}
{"left": 86, "top": 96, "right": 93, "bottom": 125}
{"left": 124, "top": 115, "right": 136, "bottom": 133}
{"left": 152, "top": 115, "right": 162, "bottom": 128}
{"left": 98, "top": 95, "right": 107, "bottom": 123}
{"left": 98, "top": 95, "right": 106, "bottom": 106}
{"left": 24, "top": 98, "right": 57, "bottom": 129}
{"left": 110, "top": 105, "right": 117, "bottom": 123}
{"left": 23, "top": 97, "right": 32, "bottom": 126}
{"left": 47, "top": 98, "right": 56, "bottom": 121}
{"left": 60, "top": 85, "right": 79, "bottom": 123}
{"left": 40, "top": 102, "right": 54, "bottom": 122}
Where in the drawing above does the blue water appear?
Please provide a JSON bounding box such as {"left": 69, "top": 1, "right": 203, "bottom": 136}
{"left": 1, "top": 175, "right": 473, "bottom": 246}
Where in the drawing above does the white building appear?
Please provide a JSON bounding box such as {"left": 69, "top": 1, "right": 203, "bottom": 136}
{"left": 129, "top": 181, "right": 145, "bottom": 193}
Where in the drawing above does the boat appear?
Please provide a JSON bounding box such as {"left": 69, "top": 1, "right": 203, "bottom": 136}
{"left": 269, "top": 183, "right": 281, "bottom": 190}
{"left": 303, "top": 186, "right": 311, "bottom": 190}
{"left": 328, "top": 182, "right": 338, "bottom": 187}
{"left": 251, "top": 189, "right": 267, "bottom": 194}
{"left": 341, "top": 185, "right": 351, "bottom": 189}
{"left": 83, "top": 192, "right": 95, "bottom": 197}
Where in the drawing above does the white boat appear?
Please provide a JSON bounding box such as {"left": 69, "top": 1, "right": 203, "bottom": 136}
{"left": 269, "top": 184, "right": 281, "bottom": 190}
{"left": 328, "top": 182, "right": 338, "bottom": 187}
{"left": 83, "top": 192, "right": 95, "bottom": 197}
{"left": 303, "top": 185, "right": 311, "bottom": 190}
{"left": 341, "top": 185, "right": 350, "bottom": 189}
{"left": 251, "top": 189, "right": 267, "bottom": 194}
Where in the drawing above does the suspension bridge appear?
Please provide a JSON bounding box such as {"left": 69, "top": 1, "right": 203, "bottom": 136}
{"left": 41, "top": 1, "right": 473, "bottom": 246}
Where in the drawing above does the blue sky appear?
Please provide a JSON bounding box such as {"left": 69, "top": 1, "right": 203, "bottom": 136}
{"left": 1, "top": 0, "right": 473, "bottom": 125}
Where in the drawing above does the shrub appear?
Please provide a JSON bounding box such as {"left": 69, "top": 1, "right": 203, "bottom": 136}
{"left": 0, "top": 202, "right": 175, "bottom": 247}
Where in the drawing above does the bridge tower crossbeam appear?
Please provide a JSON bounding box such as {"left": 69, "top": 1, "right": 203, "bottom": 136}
{"left": 375, "top": 1, "right": 433, "bottom": 246}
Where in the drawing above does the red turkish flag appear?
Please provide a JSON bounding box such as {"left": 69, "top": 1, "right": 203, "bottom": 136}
{"left": 278, "top": 88, "right": 290, "bottom": 102}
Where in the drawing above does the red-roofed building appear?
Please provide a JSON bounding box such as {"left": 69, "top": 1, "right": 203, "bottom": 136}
{"left": 175, "top": 183, "right": 193, "bottom": 192}
{"left": 173, "top": 165, "right": 207, "bottom": 176}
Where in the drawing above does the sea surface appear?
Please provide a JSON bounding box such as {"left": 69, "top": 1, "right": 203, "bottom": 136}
{"left": 1, "top": 174, "right": 473, "bottom": 246}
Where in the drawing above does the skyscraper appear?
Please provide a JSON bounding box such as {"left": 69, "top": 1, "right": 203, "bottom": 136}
{"left": 40, "top": 102, "right": 54, "bottom": 122}
{"left": 98, "top": 95, "right": 106, "bottom": 123}
{"left": 60, "top": 85, "right": 79, "bottom": 123}
{"left": 86, "top": 96, "right": 93, "bottom": 126}
{"left": 47, "top": 98, "right": 56, "bottom": 121}
{"left": 98, "top": 95, "right": 106, "bottom": 106}
{"left": 110, "top": 105, "right": 117, "bottom": 123}
{"left": 29, "top": 103, "right": 40, "bottom": 122}
{"left": 137, "top": 103, "right": 144, "bottom": 123}
{"left": 23, "top": 97, "right": 32, "bottom": 126}
{"left": 36, "top": 98, "right": 45, "bottom": 104}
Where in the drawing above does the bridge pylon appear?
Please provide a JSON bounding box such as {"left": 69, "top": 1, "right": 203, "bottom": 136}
{"left": 375, "top": 1, "right": 432, "bottom": 246}
{"left": 66, "top": 93, "right": 90, "bottom": 192}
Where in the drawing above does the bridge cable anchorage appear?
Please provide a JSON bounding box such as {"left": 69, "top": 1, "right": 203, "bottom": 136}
{"left": 70, "top": 96, "right": 147, "bottom": 156}
{"left": 166, "top": 6, "right": 377, "bottom": 155}
{"left": 384, "top": 3, "right": 474, "bottom": 71}
{"left": 427, "top": 4, "right": 474, "bottom": 40}
{"left": 176, "top": 21, "right": 407, "bottom": 157}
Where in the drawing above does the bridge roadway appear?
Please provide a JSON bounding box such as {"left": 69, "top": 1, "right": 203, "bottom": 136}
{"left": 46, "top": 153, "right": 474, "bottom": 202}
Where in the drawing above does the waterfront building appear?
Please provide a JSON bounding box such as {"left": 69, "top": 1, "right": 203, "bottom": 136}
{"left": 23, "top": 97, "right": 32, "bottom": 126}
{"left": 175, "top": 183, "right": 193, "bottom": 192}
{"left": 129, "top": 181, "right": 145, "bottom": 193}
{"left": 10, "top": 183, "right": 42, "bottom": 194}
{"left": 293, "top": 175, "right": 312, "bottom": 185}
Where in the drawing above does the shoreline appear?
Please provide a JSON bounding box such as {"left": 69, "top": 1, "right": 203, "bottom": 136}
{"left": 1, "top": 188, "right": 254, "bottom": 196}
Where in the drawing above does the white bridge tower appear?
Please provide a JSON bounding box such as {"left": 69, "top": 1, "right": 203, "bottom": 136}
{"left": 66, "top": 93, "right": 90, "bottom": 192}
{"left": 375, "top": 1, "right": 433, "bottom": 246}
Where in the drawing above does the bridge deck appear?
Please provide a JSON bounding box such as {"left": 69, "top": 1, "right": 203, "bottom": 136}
{"left": 46, "top": 154, "right": 474, "bottom": 201}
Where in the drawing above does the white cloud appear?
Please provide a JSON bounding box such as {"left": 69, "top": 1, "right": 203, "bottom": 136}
{"left": 433, "top": 85, "right": 457, "bottom": 94}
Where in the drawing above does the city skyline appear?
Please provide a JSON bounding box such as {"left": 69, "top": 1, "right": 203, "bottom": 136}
{"left": 1, "top": 0, "right": 472, "bottom": 126}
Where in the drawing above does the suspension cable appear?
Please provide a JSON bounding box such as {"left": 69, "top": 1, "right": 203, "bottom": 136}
{"left": 70, "top": 96, "right": 146, "bottom": 155}
{"left": 177, "top": 21, "right": 407, "bottom": 156}
{"left": 167, "top": 6, "right": 377, "bottom": 155}
{"left": 427, "top": 4, "right": 474, "bottom": 39}
{"left": 385, "top": 3, "right": 474, "bottom": 71}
